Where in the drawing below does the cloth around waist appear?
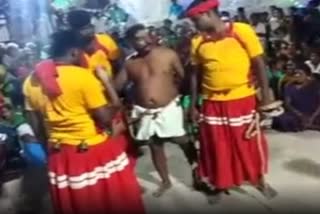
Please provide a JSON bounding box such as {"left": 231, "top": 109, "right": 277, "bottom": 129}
{"left": 49, "top": 133, "right": 108, "bottom": 146}
{"left": 202, "top": 84, "right": 256, "bottom": 101}
{"left": 132, "top": 96, "right": 181, "bottom": 115}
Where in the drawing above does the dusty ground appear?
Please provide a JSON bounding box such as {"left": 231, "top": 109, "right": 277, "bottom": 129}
{"left": 1, "top": 130, "right": 320, "bottom": 213}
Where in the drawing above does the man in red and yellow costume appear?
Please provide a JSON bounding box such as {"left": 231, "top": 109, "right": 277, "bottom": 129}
{"left": 186, "top": 0, "right": 278, "bottom": 202}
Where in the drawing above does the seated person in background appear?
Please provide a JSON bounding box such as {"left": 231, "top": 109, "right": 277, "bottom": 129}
{"left": 0, "top": 101, "right": 45, "bottom": 166}
{"left": 305, "top": 49, "right": 320, "bottom": 77}
{"left": 2, "top": 43, "right": 21, "bottom": 71}
{"left": 250, "top": 13, "right": 266, "bottom": 44}
{"left": 273, "top": 64, "right": 320, "bottom": 132}
{"left": 0, "top": 63, "right": 24, "bottom": 107}
{"left": 278, "top": 58, "right": 304, "bottom": 98}
{"left": 267, "top": 55, "right": 287, "bottom": 99}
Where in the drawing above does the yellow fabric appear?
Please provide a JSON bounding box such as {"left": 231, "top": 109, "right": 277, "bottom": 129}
{"left": 84, "top": 34, "right": 120, "bottom": 77}
{"left": 191, "top": 22, "right": 264, "bottom": 101}
{"left": 23, "top": 65, "right": 109, "bottom": 145}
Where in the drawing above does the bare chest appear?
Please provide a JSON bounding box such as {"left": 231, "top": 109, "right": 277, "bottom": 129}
{"left": 127, "top": 56, "right": 173, "bottom": 80}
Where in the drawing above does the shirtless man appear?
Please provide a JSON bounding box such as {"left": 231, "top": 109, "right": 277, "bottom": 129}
{"left": 115, "top": 24, "right": 198, "bottom": 197}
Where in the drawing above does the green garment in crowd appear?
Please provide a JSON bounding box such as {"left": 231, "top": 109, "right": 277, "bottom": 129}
{"left": 267, "top": 70, "right": 286, "bottom": 83}
{"left": 181, "top": 95, "right": 203, "bottom": 135}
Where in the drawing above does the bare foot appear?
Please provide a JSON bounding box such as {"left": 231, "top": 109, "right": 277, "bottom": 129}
{"left": 257, "top": 183, "right": 278, "bottom": 200}
{"left": 152, "top": 182, "right": 172, "bottom": 198}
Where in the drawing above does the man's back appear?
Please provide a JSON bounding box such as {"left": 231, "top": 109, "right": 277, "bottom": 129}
{"left": 23, "top": 65, "right": 108, "bottom": 145}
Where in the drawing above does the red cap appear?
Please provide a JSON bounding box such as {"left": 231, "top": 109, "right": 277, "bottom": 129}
{"left": 186, "top": 0, "right": 220, "bottom": 18}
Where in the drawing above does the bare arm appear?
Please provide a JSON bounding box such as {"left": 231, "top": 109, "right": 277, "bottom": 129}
{"left": 284, "top": 97, "right": 304, "bottom": 118}
{"left": 190, "top": 65, "right": 200, "bottom": 110}
{"left": 95, "top": 67, "right": 121, "bottom": 107}
{"left": 251, "top": 55, "right": 272, "bottom": 106}
{"left": 171, "top": 50, "right": 185, "bottom": 81}
{"left": 113, "top": 65, "right": 129, "bottom": 93}
{"left": 25, "top": 110, "right": 47, "bottom": 143}
{"left": 90, "top": 105, "right": 121, "bottom": 129}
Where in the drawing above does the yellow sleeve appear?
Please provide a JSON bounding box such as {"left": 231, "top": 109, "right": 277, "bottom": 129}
{"left": 190, "top": 36, "right": 202, "bottom": 66}
{"left": 24, "top": 96, "right": 35, "bottom": 111}
{"left": 97, "top": 34, "right": 120, "bottom": 61}
{"left": 22, "top": 76, "right": 35, "bottom": 111}
{"left": 234, "top": 23, "right": 264, "bottom": 58}
{"left": 81, "top": 73, "right": 108, "bottom": 109}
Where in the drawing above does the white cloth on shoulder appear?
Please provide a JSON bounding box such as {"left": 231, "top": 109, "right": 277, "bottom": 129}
{"left": 17, "top": 123, "right": 35, "bottom": 138}
{"left": 131, "top": 96, "right": 186, "bottom": 141}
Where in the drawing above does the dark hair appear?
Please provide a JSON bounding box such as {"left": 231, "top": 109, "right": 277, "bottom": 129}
{"left": 277, "top": 54, "right": 289, "bottom": 62}
{"left": 221, "top": 11, "right": 230, "bottom": 17}
{"left": 296, "top": 63, "right": 312, "bottom": 76}
{"left": 125, "top": 24, "right": 146, "bottom": 40}
{"left": 49, "top": 30, "right": 82, "bottom": 58}
{"left": 164, "top": 19, "right": 173, "bottom": 25}
{"left": 238, "top": 7, "right": 245, "bottom": 12}
{"left": 67, "top": 10, "right": 91, "bottom": 30}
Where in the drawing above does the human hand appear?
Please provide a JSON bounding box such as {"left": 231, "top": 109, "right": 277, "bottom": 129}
{"left": 302, "top": 116, "right": 315, "bottom": 129}
{"left": 189, "top": 107, "right": 200, "bottom": 124}
{"left": 111, "top": 119, "right": 127, "bottom": 137}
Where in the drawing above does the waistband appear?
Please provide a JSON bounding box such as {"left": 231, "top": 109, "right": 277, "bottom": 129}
{"left": 133, "top": 96, "right": 181, "bottom": 114}
{"left": 48, "top": 134, "right": 108, "bottom": 146}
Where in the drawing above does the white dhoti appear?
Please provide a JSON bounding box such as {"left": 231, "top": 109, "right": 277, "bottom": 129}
{"left": 131, "top": 97, "right": 186, "bottom": 141}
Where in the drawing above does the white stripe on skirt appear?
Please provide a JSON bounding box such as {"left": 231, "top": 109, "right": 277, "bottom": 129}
{"left": 48, "top": 152, "right": 129, "bottom": 190}
{"left": 200, "top": 110, "right": 256, "bottom": 127}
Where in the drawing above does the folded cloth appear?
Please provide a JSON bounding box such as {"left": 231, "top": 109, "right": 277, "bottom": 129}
{"left": 131, "top": 96, "right": 186, "bottom": 141}
{"left": 23, "top": 142, "right": 47, "bottom": 167}
{"left": 34, "top": 60, "right": 62, "bottom": 98}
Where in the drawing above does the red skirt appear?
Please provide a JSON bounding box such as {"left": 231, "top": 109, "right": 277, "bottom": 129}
{"left": 48, "top": 135, "right": 145, "bottom": 214}
{"left": 112, "top": 112, "right": 138, "bottom": 168}
{"left": 198, "top": 95, "right": 268, "bottom": 189}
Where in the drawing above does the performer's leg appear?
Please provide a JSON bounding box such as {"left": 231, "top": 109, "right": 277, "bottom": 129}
{"left": 172, "top": 136, "right": 198, "bottom": 166}
{"left": 173, "top": 136, "right": 215, "bottom": 193}
{"left": 256, "top": 178, "right": 278, "bottom": 199}
{"left": 149, "top": 138, "right": 172, "bottom": 197}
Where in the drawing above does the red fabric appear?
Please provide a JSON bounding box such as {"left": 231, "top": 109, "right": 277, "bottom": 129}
{"left": 34, "top": 60, "right": 62, "bottom": 98}
{"left": 198, "top": 96, "right": 268, "bottom": 189}
{"left": 112, "top": 112, "right": 138, "bottom": 168}
{"left": 186, "top": 0, "right": 220, "bottom": 17}
{"left": 48, "top": 135, "right": 144, "bottom": 214}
